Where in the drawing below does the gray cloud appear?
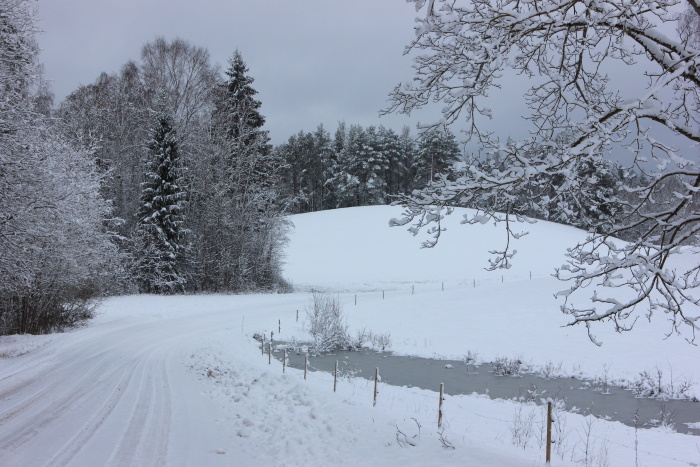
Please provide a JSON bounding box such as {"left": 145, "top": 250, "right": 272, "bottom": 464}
{"left": 37, "top": 0, "right": 430, "bottom": 144}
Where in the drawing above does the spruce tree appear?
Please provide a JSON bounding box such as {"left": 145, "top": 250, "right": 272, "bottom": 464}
{"left": 201, "top": 50, "right": 285, "bottom": 291}
{"left": 215, "top": 50, "right": 268, "bottom": 150}
{"left": 135, "top": 110, "right": 187, "bottom": 293}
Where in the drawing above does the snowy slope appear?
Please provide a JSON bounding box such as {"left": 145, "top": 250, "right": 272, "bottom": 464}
{"left": 283, "top": 205, "right": 588, "bottom": 290}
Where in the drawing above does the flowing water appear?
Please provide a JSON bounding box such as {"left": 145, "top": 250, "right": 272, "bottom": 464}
{"left": 270, "top": 344, "right": 700, "bottom": 436}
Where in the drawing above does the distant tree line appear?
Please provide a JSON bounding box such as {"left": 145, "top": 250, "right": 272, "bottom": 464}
{"left": 275, "top": 124, "right": 669, "bottom": 241}
{"left": 275, "top": 124, "right": 462, "bottom": 213}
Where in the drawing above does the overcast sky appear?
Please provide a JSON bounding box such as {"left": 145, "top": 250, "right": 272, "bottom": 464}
{"left": 36, "top": 0, "right": 455, "bottom": 145}
{"left": 35, "top": 0, "right": 693, "bottom": 163}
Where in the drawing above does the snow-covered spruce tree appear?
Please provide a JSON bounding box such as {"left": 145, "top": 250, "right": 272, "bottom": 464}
{"left": 277, "top": 125, "right": 334, "bottom": 213}
{"left": 191, "top": 50, "right": 287, "bottom": 292}
{"left": 135, "top": 109, "right": 187, "bottom": 294}
{"left": 386, "top": 0, "right": 700, "bottom": 343}
{"left": 332, "top": 124, "right": 389, "bottom": 207}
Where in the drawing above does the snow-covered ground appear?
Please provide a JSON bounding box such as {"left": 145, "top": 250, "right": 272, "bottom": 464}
{"left": 286, "top": 206, "right": 700, "bottom": 395}
{"left": 1, "top": 205, "right": 699, "bottom": 466}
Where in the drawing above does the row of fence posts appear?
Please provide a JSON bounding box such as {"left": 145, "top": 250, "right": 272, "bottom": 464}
{"left": 353, "top": 274, "right": 537, "bottom": 305}
{"left": 260, "top": 335, "right": 554, "bottom": 461}
{"left": 269, "top": 302, "right": 550, "bottom": 461}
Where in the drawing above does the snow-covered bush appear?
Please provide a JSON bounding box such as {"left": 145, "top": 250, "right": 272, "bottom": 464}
{"left": 351, "top": 328, "right": 391, "bottom": 351}
{"left": 353, "top": 327, "right": 369, "bottom": 349}
{"left": 368, "top": 331, "right": 392, "bottom": 351}
{"left": 510, "top": 406, "right": 536, "bottom": 449}
{"left": 493, "top": 357, "right": 523, "bottom": 376}
{"left": 306, "top": 292, "right": 350, "bottom": 353}
{"left": 632, "top": 368, "right": 694, "bottom": 400}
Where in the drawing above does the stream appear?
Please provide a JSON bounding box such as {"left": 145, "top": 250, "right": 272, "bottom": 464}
{"left": 269, "top": 344, "right": 700, "bottom": 436}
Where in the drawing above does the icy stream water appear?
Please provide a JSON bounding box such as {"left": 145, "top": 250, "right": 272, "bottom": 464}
{"left": 271, "top": 345, "right": 700, "bottom": 436}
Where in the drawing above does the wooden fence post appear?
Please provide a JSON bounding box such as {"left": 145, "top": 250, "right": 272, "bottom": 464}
{"left": 278, "top": 319, "right": 281, "bottom": 334}
{"left": 546, "top": 401, "right": 552, "bottom": 463}
{"left": 262, "top": 334, "right": 265, "bottom": 355}
{"left": 334, "top": 360, "right": 338, "bottom": 392}
{"left": 304, "top": 355, "right": 308, "bottom": 380}
{"left": 296, "top": 309, "right": 298, "bottom": 322}
{"left": 268, "top": 342, "right": 272, "bottom": 365}
{"left": 373, "top": 367, "right": 378, "bottom": 407}
{"left": 355, "top": 294, "right": 357, "bottom": 306}
{"left": 382, "top": 290, "right": 385, "bottom": 300}
{"left": 438, "top": 383, "right": 444, "bottom": 428}
{"left": 283, "top": 349, "right": 286, "bottom": 373}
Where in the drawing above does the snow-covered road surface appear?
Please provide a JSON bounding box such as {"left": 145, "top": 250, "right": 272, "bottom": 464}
{"left": 0, "top": 299, "right": 240, "bottom": 466}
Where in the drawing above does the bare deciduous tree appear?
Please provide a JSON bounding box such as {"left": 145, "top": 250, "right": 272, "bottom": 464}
{"left": 385, "top": 0, "right": 700, "bottom": 343}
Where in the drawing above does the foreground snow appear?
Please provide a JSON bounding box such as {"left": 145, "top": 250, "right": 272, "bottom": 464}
{"left": 2, "top": 295, "right": 699, "bottom": 466}
{"left": 2, "top": 205, "right": 699, "bottom": 466}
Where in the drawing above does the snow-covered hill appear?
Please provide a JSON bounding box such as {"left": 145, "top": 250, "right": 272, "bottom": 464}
{"left": 284, "top": 205, "right": 588, "bottom": 290}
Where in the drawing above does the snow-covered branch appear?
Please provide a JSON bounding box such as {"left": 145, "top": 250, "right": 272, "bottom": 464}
{"left": 387, "top": 0, "right": 700, "bottom": 341}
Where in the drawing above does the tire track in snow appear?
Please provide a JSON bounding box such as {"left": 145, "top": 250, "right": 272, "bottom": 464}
{"left": 0, "top": 352, "right": 126, "bottom": 444}
{"left": 0, "top": 320, "right": 149, "bottom": 386}
{"left": 0, "top": 307, "right": 240, "bottom": 466}
{"left": 40, "top": 363, "right": 138, "bottom": 467}
{"left": 0, "top": 330, "right": 144, "bottom": 431}
{"left": 0, "top": 324, "right": 163, "bottom": 459}
{"left": 107, "top": 352, "right": 172, "bottom": 467}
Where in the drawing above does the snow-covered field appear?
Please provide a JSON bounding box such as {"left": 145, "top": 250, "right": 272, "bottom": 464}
{"left": 1, "top": 205, "right": 699, "bottom": 466}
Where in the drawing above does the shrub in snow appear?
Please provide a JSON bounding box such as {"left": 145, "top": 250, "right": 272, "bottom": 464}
{"left": 353, "top": 327, "right": 369, "bottom": 349}
{"left": 632, "top": 368, "right": 694, "bottom": 400}
{"left": 510, "top": 406, "right": 536, "bottom": 449}
{"left": 306, "top": 292, "right": 350, "bottom": 353}
{"left": 368, "top": 330, "right": 392, "bottom": 351}
{"left": 351, "top": 328, "right": 391, "bottom": 351}
{"left": 493, "top": 357, "right": 523, "bottom": 376}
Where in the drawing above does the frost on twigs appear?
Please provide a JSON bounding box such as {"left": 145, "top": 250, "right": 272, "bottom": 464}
{"left": 385, "top": 0, "right": 700, "bottom": 342}
{"left": 556, "top": 236, "right": 700, "bottom": 344}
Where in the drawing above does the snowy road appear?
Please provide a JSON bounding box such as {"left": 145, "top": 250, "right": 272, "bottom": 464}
{"left": 0, "top": 299, "right": 253, "bottom": 467}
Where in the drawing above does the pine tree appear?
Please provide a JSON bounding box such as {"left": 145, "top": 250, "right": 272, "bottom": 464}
{"left": 135, "top": 110, "right": 187, "bottom": 293}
